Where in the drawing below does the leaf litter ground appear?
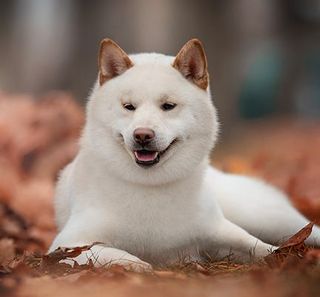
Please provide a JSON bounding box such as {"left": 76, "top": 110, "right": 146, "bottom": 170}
{"left": 0, "top": 92, "right": 320, "bottom": 297}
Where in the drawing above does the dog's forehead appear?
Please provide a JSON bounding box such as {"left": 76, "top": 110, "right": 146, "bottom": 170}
{"left": 114, "top": 54, "right": 186, "bottom": 101}
{"left": 128, "top": 54, "right": 177, "bottom": 80}
{"left": 129, "top": 53, "right": 174, "bottom": 66}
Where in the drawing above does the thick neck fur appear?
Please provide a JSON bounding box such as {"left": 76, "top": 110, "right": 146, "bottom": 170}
{"left": 76, "top": 142, "right": 208, "bottom": 199}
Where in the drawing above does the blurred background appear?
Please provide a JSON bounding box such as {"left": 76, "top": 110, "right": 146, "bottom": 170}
{"left": 0, "top": 0, "right": 320, "bottom": 250}
{"left": 0, "top": 0, "right": 320, "bottom": 131}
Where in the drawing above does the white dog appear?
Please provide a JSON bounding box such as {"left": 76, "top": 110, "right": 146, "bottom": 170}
{"left": 49, "top": 38, "right": 320, "bottom": 271}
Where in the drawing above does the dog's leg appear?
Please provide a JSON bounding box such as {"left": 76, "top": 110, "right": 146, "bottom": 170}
{"left": 49, "top": 216, "right": 153, "bottom": 272}
{"left": 205, "top": 219, "right": 275, "bottom": 262}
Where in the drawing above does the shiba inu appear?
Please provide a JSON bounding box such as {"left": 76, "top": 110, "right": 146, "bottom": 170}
{"left": 49, "top": 38, "right": 320, "bottom": 272}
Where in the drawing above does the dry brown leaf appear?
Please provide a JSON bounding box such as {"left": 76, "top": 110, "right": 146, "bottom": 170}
{"left": 0, "top": 238, "right": 15, "bottom": 266}
{"left": 279, "top": 222, "right": 314, "bottom": 249}
{"left": 264, "top": 223, "right": 314, "bottom": 268}
{"left": 41, "top": 242, "right": 103, "bottom": 266}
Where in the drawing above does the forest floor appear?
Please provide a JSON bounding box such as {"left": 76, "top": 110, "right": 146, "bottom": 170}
{"left": 0, "top": 91, "right": 320, "bottom": 297}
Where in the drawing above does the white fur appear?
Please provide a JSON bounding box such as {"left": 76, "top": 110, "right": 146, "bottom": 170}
{"left": 50, "top": 52, "right": 320, "bottom": 271}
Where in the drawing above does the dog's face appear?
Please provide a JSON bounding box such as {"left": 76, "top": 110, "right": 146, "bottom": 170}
{"left": 83, "top": 39, "right": 219, "bottom": 185}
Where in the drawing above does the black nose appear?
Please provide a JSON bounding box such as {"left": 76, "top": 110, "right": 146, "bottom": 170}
{"left": 134, "top": 128, "right": 155, "bottom": 145}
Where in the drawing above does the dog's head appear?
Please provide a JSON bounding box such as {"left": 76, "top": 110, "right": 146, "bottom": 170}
{"left": 83, "top": 38, "right": 219, "bottom": 185}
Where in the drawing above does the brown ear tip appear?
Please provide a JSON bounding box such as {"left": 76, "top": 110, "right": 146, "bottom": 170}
{"left": 100, "top": 38, "right": 115, "bottom": 47}
{"left": 189, "top": 38, "right": 201, "bottom": 43}
{"left": 187, "top": 38, "right": 204, "bottom": 47}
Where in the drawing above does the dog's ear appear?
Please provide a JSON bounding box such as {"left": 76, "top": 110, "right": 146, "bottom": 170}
{"left": 173, "top": 39, "right": 208, "bottom": 90}
{"left": 98, "top": 38, "right": 133, "bottom": 86}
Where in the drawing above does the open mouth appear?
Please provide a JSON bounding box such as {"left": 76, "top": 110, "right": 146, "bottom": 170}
{"left": 134, "top": 150, "right": 160, "bottom": 166}
{"left": 133, "top": 139, "right": 177, "bottom": 168}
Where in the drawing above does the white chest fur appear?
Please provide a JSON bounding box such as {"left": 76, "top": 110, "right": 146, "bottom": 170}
{"left": 54, "top": 152, "right": 219, "bottom": 264}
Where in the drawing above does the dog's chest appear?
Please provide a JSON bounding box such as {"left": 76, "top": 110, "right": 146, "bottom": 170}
{"left": 99, "top": 187, "right": 204, "bottom": 263}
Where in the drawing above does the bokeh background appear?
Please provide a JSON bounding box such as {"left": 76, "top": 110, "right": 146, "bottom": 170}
{"left": 1, "top": 2, "right": 320, "bottom": 296}
{"left": 1, "top": 0, "right": 320, "bottom": 132}
{"left": 0, "top": 0, "right": 320, "bottom": 251}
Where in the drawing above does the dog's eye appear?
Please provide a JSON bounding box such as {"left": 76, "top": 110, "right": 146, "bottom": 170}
{"left": 123, "top": 103, "right": 136, "bottom": 111}
{"left": 161, "top": 102, "right": 177, "bottom": 111}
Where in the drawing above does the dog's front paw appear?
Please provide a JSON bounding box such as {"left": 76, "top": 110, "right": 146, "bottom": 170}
{"left": 252, "top": 243, "right": 275, "bottom": 259}
{"left": 95, "top": 247, "right": 153, "bottom": 272}
{"left": 63, "top": 245, "right": 153, "bottom": 273}
{"left": 108, "top": 257, "right": 153, "bottom": 273}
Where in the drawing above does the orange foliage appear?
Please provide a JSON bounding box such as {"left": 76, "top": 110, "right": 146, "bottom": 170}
{"left": 0, "top": 93, "right": 320, "bottom": 297}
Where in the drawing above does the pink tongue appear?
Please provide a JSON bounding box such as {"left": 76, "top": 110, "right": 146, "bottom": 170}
{"left": 134, "top": 151, "right": 158, "bottom": 162}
